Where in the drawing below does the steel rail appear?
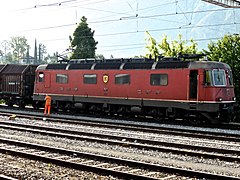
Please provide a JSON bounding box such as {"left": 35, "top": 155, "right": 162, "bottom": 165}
{"left": 0, "top": 175, "right": 18, "bottom": 180}
{"left": 0, "top": 138, "right": 239, "bottom": 180}
{"left": 1, "top": 104, "right": 240, "bottom": 130}
{"left": 0, "top": 121, "right": 240, "bottom": 163}
{"left": 0, "top": 110, "right": 240, "bottom": 143}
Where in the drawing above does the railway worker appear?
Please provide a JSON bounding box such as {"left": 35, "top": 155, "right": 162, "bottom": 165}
{"left": 44, "top": 94, "right": 52, "bottom": 116}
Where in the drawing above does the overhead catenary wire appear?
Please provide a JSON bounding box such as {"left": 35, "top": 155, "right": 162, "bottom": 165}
{"left": 1, "top": 0, "right": 239, "bottom": 56}
{"left": 34, "top": 21, "right": 239, "bottom": 40}
{"left": 44, "top": 36, "right": 230, "bottom": 54}
{"left": 38, "top": 21, "right": 239, "bottom": 55}
{"left": 5, "top": 0, "right": 238, "bottom": 31}
{"left": 11, "top": 0, "right": 109, "bottom": 12}
{"left": 89, "top": 8, "right": 235, "bottom": 24}
{"left": 11, "top": 7, "right": 238, "bottom": 34}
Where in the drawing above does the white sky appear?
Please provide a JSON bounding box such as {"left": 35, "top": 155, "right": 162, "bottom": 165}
{"left": 0, "top": 0, "right": 239, "bottom": 58}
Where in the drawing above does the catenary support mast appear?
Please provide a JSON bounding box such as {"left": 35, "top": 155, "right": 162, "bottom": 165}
{"left": 202, "top": 0, "right": 240, "bottom": 8}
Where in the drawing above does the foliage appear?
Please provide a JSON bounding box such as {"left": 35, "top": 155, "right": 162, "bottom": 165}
{"left": 10, "top": 36, "right": 29, "bottom": 62}
{"left": 145, "top": 31, "right": 159, "bottom": 59}
{"left": 0, "top": 37, "right": 49, "bottom": 64}
{"left": 0, "top": 40, "right": 11, "bottom": 63}
{"left": 44, "top": 52, "right": 59, "bottom": 64}
{"left": 0, "top": 99, "right": 5, "bottom": 104}
{"left": 70, "top": 16, "right": 98, "bottom": 59}
{"left": 5, "top": 52, "right": 14, "bottom": 63}
{"left": 1, "top": 40, "right": 10, "bottom": 55}
{"left": 38, "top": 43, "right": 47, "bottom": 63}
{"left": 204, "top": 34, "right": 240, "bottom": 102}
{"left": 95, "top": 54, "right": 105, "bottom": 59}
{"left": 145, "top": 31, "right": 199, "bottom": 60}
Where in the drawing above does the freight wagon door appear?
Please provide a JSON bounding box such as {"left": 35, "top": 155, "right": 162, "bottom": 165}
{"left": 189, "top": 70, "right": 198, "bottom": 99}
{"left": 44, "top": 72, "right": 51, "bottom": 88}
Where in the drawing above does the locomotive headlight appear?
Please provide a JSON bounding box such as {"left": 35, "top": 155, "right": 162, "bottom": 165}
{"left": 218, "top": 97, "right": 223, "bottom": 102}
{"left": 233, "top": 97, "right": 236, "bottom": 101}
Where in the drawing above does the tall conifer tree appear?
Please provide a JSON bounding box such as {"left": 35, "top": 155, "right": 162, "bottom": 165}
{"left": 70, "top": 16, "right": 98, "bottom": 59}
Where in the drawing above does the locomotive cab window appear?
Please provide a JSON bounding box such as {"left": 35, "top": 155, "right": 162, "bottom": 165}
{"left": 56, "top": 74, "right": 68, "bottom": 84}
{"left": 204, "top": 70, "right": 212, "bottom": 86}
{"left": 38, "top": 72, "right": 44, "bottom": 82}
{"left": 150, "top": 74, "right": 168, "bottom": 86}
{"left": 212, "top": 69, "right": 226, "bottom": 86}
{"left": 227, "top": 70, "right": 233, "bottom": 86}
{"left": 115, "top": 74, "right": 130, "bottom": 84}
{"left": 84, "top": 74, "right": 97, "bottom": 84}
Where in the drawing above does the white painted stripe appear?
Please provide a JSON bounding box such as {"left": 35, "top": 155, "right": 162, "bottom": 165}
{"left": 34, "top": 93, "right": 235, "bottom": 104}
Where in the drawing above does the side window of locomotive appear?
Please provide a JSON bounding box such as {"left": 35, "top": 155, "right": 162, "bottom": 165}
{"left": 150, "top": 74, "right": 168, "bottom": 86}
{"left": 115, "top": 74, "right": 130, "bottom": 84}
{"left": 56, "top": 74, "right": 68, "bottom": 84}
{"left": 204, "top": 70, "right": 212, "bottom": 86}
{"left": 212, "top": 69, "right": 226, "bottom": 86}
{"left": 84, "top": 74, "right": 97, "bottom": 84}
{"left": 227, "top": 71, "right": 233, "bottom": 86}
{"left": 38, "top": 72, "right": 44, "bottom": 82}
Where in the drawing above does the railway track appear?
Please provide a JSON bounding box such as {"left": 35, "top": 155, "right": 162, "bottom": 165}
{"left": 0, "top": 105, "right": 240, "bottom": 131}
{"left": 0, "top": 175, "right": 17, "bottom": 180}
{"left": 0, "top": 120, "right": 240, "bottom": 164}
{"left": 0, "top": 137, "right": 238, "bottom": 180}
{"left": 0, "top": 109, "right": 240, "bottom": 178}
{"left": 0, "top": 108, "right": 240, "bottom": 140}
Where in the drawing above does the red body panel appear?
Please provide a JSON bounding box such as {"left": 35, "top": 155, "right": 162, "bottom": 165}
{"left": 35, "top": 69, "right": 188, "bottom": 100}
{"left": 34, "top": 68, "right": 234, "bottom": 102}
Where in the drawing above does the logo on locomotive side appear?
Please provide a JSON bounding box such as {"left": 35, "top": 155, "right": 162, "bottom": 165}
{"left": 103, "top": 75, "right": 109, "bottom": 84}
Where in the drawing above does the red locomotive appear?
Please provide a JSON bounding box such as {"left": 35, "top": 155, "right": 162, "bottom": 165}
{"left": 33, "top": 56, "right": 236, "bottom": 124}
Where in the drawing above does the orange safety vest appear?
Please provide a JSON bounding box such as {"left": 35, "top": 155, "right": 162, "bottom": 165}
{"left": 45, "top": 95, "right": 52, "bottom": 106}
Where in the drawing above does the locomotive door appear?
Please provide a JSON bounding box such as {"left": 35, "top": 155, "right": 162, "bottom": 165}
{"left": 44, "top": 72, "right": 51, "bottom": 88}
{"left": 189, "top": 70, "right": 198, "bottom": 99}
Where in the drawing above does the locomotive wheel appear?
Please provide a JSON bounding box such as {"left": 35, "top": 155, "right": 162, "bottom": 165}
{"left": 200, "top": 112, "right": 220, "bottom": 124}
{"left": 18, "top": 100, "right": 26, "bottom": 108}
{"left": 154, "top": 116, "right": 165, "bottom": 121}
{"left": 232, "top": 114, "right": 240, "bottom": 123}
{"left": 7, "top": 102, "right": 13, "bottom": 107}
{"left": 32, "top": 101, "right": 41, "bottom": 110}
{"left": 186, "top": 113, "right": 204, "bottom": 125}
{"left": 188, "top": 118, "right": 201, "bottom": 125}
{"left": 19, "top": 103, "right": 26, "bottom": 108}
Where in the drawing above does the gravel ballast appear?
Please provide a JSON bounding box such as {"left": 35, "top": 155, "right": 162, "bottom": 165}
{"left": 0, "top": 117, "right": 239, "bottom": 178}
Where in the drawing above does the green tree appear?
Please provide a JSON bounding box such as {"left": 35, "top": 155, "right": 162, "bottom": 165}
{"left": 204, "top": 34, "right": 240, "bottom": 102}
{"left": 38, "top": 43, "right": 47, "bottom": 63}
{"left": 145, "top": 31, "right": 159, "bottom": 59}
{"left": 10, "top": 36, "right": 29, "bottom": 63}
{"left": 95, "top": 54, "right": 105, "bottom": 59}
{"left": 5, "top": 52, "right": 14, "bottom": 63}
{"left": 70, "top": 16, "right": 98, "bottom": 59}
{"left": 0, "top": 40, "right": 11, "bottom": 63}
{"left": 43, "top": 52, "right": 59, "bottom": 64}
{"left": 145, "top": 31, "right": 198, "bottom": 60}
